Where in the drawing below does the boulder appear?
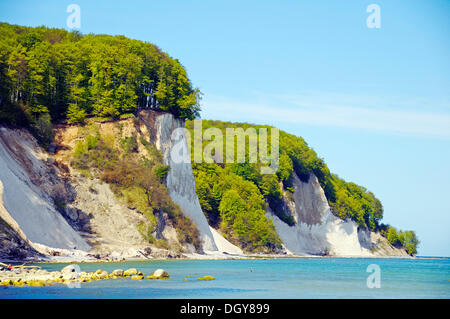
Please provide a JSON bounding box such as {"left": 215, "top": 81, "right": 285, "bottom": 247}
{"left": 148, "top": 269, "right": 170, "bottom": 279}
{"left": 62, "top": 272, "right": 79, "bottom": 280}
{"left": 123, "top": 268, "right": 138, "bottom": 276}
{"left": 153, "top": 269, "right": 168, "bottom": 278}
{"left": 94, "top": 270, "right": 108, "bottom": 279}
{"left": 89, "top": 269, "right": 108, "bottom": 280}
{"left": 111, "top": 269, "right": 124, "bottom": 277}
{"left": 61, "top": 265, "right": 78, "bottom": 274}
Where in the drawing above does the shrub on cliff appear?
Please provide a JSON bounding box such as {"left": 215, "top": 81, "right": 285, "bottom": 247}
{"left": 71, "top": 126, "right": 201, "bottom": 252}
{"left": 381, "top": 225, "right": 419, "bottom": 256}
{"left": 31, "top": 113, "right": 53, "bottom": 148}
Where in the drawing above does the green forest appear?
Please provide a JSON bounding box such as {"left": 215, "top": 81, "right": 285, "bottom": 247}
{"left": 0, "top": 22, "right": 201, "bottom": 143}
{"left": 186, "top": 120, "right": 419, "bottom": 255}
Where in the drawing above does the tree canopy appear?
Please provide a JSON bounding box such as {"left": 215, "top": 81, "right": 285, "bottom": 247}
{"left": 0, "top": 22, "right": 201, "bottom": 129}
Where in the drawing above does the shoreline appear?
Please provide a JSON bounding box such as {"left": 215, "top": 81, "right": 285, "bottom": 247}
{"left": 1, "top": 252, "right": 420, "bottom": 265}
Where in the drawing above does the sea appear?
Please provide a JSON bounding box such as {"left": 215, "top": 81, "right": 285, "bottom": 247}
{"left": 0, "top": 257, "right": 449, "bottom": 299}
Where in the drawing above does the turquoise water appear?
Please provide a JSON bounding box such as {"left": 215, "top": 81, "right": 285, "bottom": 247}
{"left": 1, "top": 257, "right": 449, "bottom": 299}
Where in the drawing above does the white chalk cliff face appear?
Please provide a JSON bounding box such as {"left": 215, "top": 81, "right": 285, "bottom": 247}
{"left": 138, "top": 111, "right": 244, "bottom": 254}
{"left": 0, "top": 127, "right": 90, "bottom": 252}
{"left": 152, "top": 113, "right": 220, "bottom": 252}
{"left": 267, "top": 173, "right": 372, "bottom": 256}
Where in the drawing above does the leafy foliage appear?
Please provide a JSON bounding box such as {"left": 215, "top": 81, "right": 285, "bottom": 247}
{"left": 154, "top": 165, "right": 170, "bottom": 180}
{"left": 192, "top": 163, "right": 282, "bottom": 252}
{"left": 329, "top": 175, "right": 383, "bottom": 230}
{"left": 381, "top": 225, "right": 419, "bottom": 256}
{"left": 0, "top": 22, "right": 201, "bottom": 133}
{"left": 31, "top": 113, "right": 53, "bottom": 148}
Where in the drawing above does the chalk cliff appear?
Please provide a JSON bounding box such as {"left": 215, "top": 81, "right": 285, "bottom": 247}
{"left": 141, "top": 111, "right": 242, "bottom": 254}
{"left": 266, "top": 172, "right": 408, "bottom": 256}
{"left": 0, "top": 127, "right": 90, "bottom": 254}
{"left": 0, "top": 111, "right": 407, "bottom": 260}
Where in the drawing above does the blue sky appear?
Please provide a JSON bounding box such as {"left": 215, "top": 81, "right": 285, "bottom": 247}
{"left": 1, "top": 0, "right": 449, "bottom": 256}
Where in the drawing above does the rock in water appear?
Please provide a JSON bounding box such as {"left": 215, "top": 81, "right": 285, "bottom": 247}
{"left": 62, "top": 272, "right": 79, "bottom": 280}
{"left": 147, "top": 268, "right": 170, "bottom": 279}
{"left": 92, "top": 270, "right": 108, "bottom": 279}
{"left": 153, "top": 269, "right": 168, "bottom": 277}
{"left": 111, "top": 269, "right": 124, "bottom": 276}
{"left": 123, "top": 268, "right": 138, "bottom": 276}
{"left": 61, "top": 265, "right": 78, "bottom": 274}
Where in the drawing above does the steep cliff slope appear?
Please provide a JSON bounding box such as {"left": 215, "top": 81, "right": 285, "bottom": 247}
{"left": 53, "top": 111, "right": 241, "bottom": 257}
{"left": 151, "top": 113, "right": 217, "bottom": 251}
{"left": 139, "top": 110, "right": 242, "bottom": 254}
{"left": 53, "top": 117, "right": 189, "bottom": 258}
{"left": 0, "top": 127, "right": 90, "bottom": 252}
{"left": 0, "top": 181, "right": 40, "bottom": 260}
{"left": 266, "top": 172, "right": 408, "bottom": 256}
